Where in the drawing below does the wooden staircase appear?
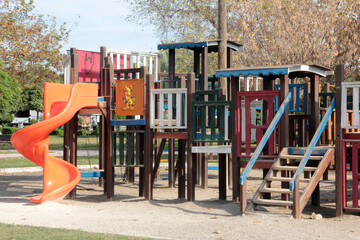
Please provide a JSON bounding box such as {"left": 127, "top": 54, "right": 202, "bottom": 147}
{"left": 251, "top": 147, "right": 335, "bottom": 217}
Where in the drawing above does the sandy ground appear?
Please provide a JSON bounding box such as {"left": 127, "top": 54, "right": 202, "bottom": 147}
{"left": 0, "top": 151, "right": 360, "bottom": 239}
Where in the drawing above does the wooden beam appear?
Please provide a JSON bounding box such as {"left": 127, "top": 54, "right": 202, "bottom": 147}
{"left": 153, "top": 132, "right": 187, "bottom": 139}
{"left": 151, "top": 138, "right": 167, "bottom": 185}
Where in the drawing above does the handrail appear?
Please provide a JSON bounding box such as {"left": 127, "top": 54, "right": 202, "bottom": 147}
{"left": 239, "top": 91, "right": 292, "bottom": 185}
{"left": 289, "top": 98, "right": 336, "bottom": 191}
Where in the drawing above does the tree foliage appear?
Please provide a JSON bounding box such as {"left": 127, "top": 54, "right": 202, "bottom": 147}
{"left": 128, "top": 0, "right": 360, "bottom": 81}
{"left": 0, "top": 64, "right": 22, "bottom": 123}
{"left": 0, "top": 0, "right": 69, "bottom": 87}
{"left": 21, "top": 85, "right": 43, "bottom": 112}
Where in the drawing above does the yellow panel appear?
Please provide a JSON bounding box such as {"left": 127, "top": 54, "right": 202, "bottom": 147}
{"left": 115, "top": 79, "right": 144, "bottom": 116}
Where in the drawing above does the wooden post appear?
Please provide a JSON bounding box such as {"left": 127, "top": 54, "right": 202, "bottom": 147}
{"left": 293, "top": 176, "right": 301, "bottom": 219}
{"left": 169, "top": 49, "right": 176, "bottom": 84}
{"left": 310, "top": 74, "right": 320, "bottom": 138}
{"left": 67, "top": 48, "right": 79, "bottom": 199}
{"left": 194, "top": 49, "right": 201, "bottom": 78}
{"left": 218, "top": 0, "right": 227, "bottom": 95}
{"left": 167, "top": 49, "right": 176, "bottom": 188}
{"left": 187, "top": 73, "right": 196, "bottom": 201}
{"left": 104, "top": 58, "right": 114, "bottom": 200}
{"left": 231, "top": 76, "right": 240, "bottom": 202}
{"left": 335, "top": 64, "right": 344, "bottom": 217}
{"left": 280, "top": 74, "right": 289, "bottom": 149}
{"left": 99, "top": 46, "right": 107, "bottom": 188}
{"left": 178, "top": 76, "right": 187, "bottom": 198}
{"left": 178, "top": 139, "right": 186, "bottom": 199}
{"left": 139, "top": 66, "right": 147, "bottom": 197}
{"left": 201, "top": 47, "right": 209, "bottom": 91}
{"left": 310, "top": 74, "right": 320, "bottom": 206}
{"left": 145, "top": 74, "right": 153, "bottom": 200}
{"left": 280, "top": 75, "right": 289, "bottom": 202}
{"left": 219, "top": 152, "right": 227, "bottom": 200}
{"left": 68, "top": 114, "right": 78, "bottom": 199}
{"left": 240, "top": 181, "right": 246, "bottom": 215}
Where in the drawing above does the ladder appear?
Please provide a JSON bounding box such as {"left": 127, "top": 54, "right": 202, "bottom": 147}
{"left": 252, "top": 147, "right": 334, "bottom": 215}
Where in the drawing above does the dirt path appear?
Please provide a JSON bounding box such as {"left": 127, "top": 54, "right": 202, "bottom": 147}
{"left": 1, "top": 169, "right": 360, "bottom": 239}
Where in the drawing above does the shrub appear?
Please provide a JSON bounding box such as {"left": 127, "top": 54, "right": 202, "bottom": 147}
{"left": 2, "top": 127, "right": 18, "bottom": 134}
{"left": 90, "top": 125, "right": 99, "bottom": 136}
{"left": 50, "top": 129, "right": 64, "bottom": 136}
{"left": 29, "top": 119, "right": 38, "bottom": 125}
{"left": 77, "top": 129, "right": 87, "bottom": 136}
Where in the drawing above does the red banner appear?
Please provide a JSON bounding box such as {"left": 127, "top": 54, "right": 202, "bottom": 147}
{"left": 77, "top": 50, "right": 101, "bottom": 82}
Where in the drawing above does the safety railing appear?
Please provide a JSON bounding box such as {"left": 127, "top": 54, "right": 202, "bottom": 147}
{"left": 150, "top": 88, "right": 187, "bottom": 129}
{"left": 112, "top": 130, "right": 145, "bottom": 167}
{"left": 275, "top": 83, "right": 306, "bottom": 113}
{"left": 341, "top": 82, "right": 360, "bottom": 129}
{"left": 192, "top": 100, "right": 231, "bottom": 143}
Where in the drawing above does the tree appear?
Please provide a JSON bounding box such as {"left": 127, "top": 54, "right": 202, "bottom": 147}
{"left": 127, "top": 0, "right": 360, "bottom": 81}
{"left": 21, "top": 85, "right": 44, "bottom": 120}
{"left": 0, "top": 63, "right": 22, "bottom": 123}
{"left": 0, "top": 0, "right": 69, "bottom": 87}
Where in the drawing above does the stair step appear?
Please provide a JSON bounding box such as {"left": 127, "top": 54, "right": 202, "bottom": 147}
{"left": 253, "top": 198, "right": 293, "bottom": 207}
{"left": 279, "top": 154, "right": 323, "bottom": 160}
{"left": 260, "top": 187, "right": 292, "bottom": 194}
{"left": 273, "top": 165, "right": 317, "bottom": 172}
{"left": 265, "top": 176, "right": 310, "bottom": 183}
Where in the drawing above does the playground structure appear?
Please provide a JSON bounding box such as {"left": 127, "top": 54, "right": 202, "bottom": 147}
{"left": 9, "top": 40, "right": 360, "bottom": 219}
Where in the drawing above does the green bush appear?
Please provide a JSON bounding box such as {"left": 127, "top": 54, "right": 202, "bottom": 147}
{"left": 50, "top": 129, "right": 64, "bottom": 136}
{"left": 29, "top": 119, "right": 38, "bottom": 125}
{"left": 2, "top": 127, "right": 18, "bottom": 134}
{"left": 90, "top": 125, "right": 99, "bottom": 136}
{"left": 77, "top": 129, "right": 87, "bottom": 136}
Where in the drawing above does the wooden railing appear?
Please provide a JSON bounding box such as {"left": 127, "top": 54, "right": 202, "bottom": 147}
{"left": 342, "top": 82, "right": 360, "bottom": 129}
{"left": 112, "top": 130, "right": 145, "bottom": 167}
{"left": 237, "top": 90, "right": 280, "bottom": 157}
{"left": 150, "top": 88, "right": 187, "bottom": 129}
{"left": 275, "top": 83, "right": 307, "bottom": 113}
{"left": 192, "top": 101, "right": 231, "bottom": 143}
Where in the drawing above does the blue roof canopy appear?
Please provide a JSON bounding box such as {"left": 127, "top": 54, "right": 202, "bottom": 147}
{"left": 215, "top": 65, "right": 334, "bottom": 78}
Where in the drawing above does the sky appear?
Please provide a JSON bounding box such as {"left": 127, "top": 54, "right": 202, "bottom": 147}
{"left": 33, "top": 0, "right": 160, "bottom": 54}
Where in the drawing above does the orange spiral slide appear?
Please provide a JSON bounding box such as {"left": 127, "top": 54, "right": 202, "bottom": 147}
{"left": 11, "top": 82, "right": 98, "bottom": 203}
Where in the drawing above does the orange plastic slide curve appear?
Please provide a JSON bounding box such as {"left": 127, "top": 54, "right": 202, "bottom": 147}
{"left": 11, "top": 82, "right": 98, "bottom": 203}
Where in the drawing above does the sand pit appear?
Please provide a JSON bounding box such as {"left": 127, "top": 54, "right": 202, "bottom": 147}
{"left": 1, "top": 167, "right": 360, "bottom": 240}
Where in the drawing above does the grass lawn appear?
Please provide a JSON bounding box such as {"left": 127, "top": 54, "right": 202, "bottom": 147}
{"left": 0, "top": 135, "right": 100, "bottom": 151}
{"left": 0, "top": 222, "right": 150, "bottom": 240}
{"left": 49, "top": 135, "right": 99, "bottom": 150}
{"left": 0, "top": 156, "right": 99, "bottom": 169}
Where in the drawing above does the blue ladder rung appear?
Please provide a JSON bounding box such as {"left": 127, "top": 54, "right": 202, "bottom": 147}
{"left": 81, "top": 171, "right": 104, "bottom": 177}
{"left": 208, "top": 166, "right": 218, "bottom": 170}
{"left": 111, "top": 119, "right": 146, "bottom": 126}
{"left": 155, "top": 177, "right": 169, "bottom": 181}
